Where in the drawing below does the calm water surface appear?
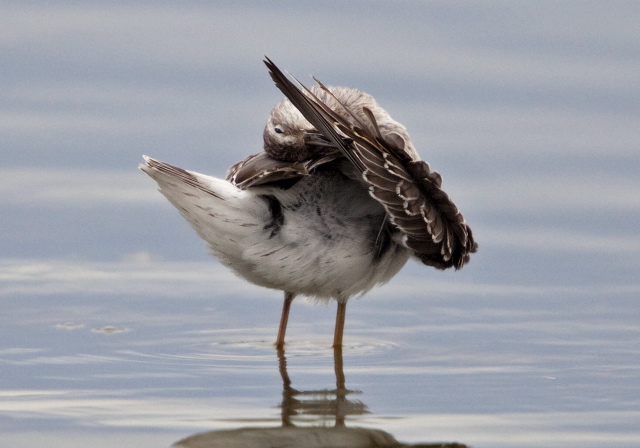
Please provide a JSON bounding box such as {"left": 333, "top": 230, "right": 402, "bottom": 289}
{"left": 2, "top": 258, "right": 639, "bottom": 447}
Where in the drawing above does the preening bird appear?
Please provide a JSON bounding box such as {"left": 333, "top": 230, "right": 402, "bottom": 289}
{"left": 140, "top": 58, "right": 477, "bottom": 348}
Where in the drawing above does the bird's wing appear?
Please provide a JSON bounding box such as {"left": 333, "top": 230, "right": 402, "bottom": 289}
{"left": 264, "top": 57, "right": 477, "bottom": 269}
{"left": 226, "top": 151, "right": 339, "bottom": 189}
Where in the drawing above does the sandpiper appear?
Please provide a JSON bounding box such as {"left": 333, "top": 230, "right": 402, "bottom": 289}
{"left": 141, "top": 58, "right": 476, "bottom": 348}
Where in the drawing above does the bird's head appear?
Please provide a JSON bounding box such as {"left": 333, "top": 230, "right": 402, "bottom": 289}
{"left": 263, "top": 98, "right": 333, "bottom": 162}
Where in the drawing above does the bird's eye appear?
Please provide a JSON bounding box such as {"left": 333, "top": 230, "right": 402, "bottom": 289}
{"left": 274, "top": 126, "right": 284, "bottom": 134}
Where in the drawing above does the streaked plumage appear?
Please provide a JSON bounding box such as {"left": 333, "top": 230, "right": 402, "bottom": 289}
{"left": 140, "top": 58, "right": 476, "bottom": 347}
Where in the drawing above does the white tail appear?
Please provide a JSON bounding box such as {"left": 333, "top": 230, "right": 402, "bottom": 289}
{"left": 140, "top": 156, "right": 269, "bottom": 260}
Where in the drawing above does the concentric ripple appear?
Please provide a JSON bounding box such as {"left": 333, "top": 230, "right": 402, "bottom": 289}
{"left": 115, "top": 328, "right": 400, "bottom": 368}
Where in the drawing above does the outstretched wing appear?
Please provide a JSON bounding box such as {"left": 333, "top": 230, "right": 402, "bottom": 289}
{"left": 263, "top": 57, "right": 477, "bottom": 269}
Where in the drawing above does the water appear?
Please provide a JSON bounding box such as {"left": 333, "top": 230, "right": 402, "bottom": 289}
{"left": 2, "top": 2, "right": 639, "bottom": 447}
{"left": 2, "top": 257, "right": 639, "bottom": 447}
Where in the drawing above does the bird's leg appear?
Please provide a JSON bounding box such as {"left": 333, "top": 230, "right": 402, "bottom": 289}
{"left": 333, "top": 301, "right": 347, "bottom": 348}
{"left": 276, "top": 291, "right": 295, "bottom": 348}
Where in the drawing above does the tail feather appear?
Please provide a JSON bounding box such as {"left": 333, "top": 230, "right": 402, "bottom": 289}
{"left": 140, "top": 156, "right": 269, "bottom": 257}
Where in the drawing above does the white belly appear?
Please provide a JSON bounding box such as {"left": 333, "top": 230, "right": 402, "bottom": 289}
{"left": 224, "top": 167, "right": 411, "bottom": 301}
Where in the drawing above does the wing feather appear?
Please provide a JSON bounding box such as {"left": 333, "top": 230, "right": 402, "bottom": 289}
{"left": 263, "top": 58, "right": 477, "bottom": 269}
{"left": 226, "top": 151, "right": 338, "bottom": 189}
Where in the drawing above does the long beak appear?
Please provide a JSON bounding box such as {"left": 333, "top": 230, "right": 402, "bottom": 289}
{"left": 304, "top": 130, "right": 352, "bottom": 148}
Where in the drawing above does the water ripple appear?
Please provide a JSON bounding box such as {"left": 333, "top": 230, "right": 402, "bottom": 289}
{"left": 116, "top": 332, "right": 400, "bottom": 367}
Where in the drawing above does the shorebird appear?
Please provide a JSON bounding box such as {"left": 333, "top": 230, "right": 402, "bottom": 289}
{"left": 140, "top": 58, "right": 476, "bottom": 348}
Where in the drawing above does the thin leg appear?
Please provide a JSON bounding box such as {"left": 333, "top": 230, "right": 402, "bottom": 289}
{"left": 333, "top": 301, "right": 347, "bottom": 348}
{"left": 276, "top": 291, "right": 295, "bottom": 348}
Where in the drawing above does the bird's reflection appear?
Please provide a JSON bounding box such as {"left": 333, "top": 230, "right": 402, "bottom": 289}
{"left": 277, "top": 346, "right": 367, "bottom": 429}
{"left": 174, "top": 347, "right": 466, "bottom": 448}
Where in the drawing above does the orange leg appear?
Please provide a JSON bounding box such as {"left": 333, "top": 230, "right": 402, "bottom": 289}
{"left": 333, "top": 301, "right": 347, "bottom": 348}
{"left": 276, "top": 291, "right": 295, "bottom": 348}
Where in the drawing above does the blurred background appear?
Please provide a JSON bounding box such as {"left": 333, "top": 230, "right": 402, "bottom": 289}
{"left": 1, "top": 1, "right": 639, "bottom": 447}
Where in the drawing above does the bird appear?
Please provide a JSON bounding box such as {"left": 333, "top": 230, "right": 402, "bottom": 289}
{"left": 140, "top": 58, "right": 477, "bottom": 348}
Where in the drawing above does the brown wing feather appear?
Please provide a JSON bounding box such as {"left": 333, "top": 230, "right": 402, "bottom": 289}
{"left": 264, "top": 57, "right": 365, "bottom": 172}
{"left": 227, "top": 151, "right": 339, "bottom": 189}
{"left": 263, "top": 58, "right": 477, "bottom": 269}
